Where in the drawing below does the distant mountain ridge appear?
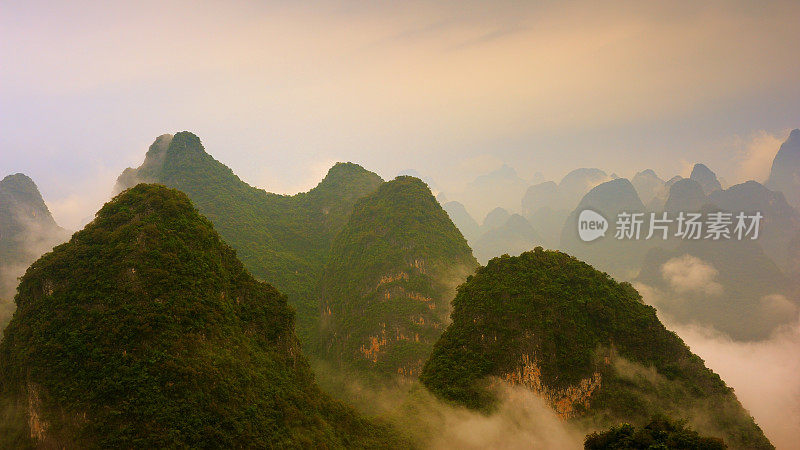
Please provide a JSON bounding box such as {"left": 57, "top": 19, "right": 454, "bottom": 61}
{"left": 0, "top": 173, "right": 69, "bottom": 328}
{"left": 766, "top": 128, "right": 800, "bottom": 208}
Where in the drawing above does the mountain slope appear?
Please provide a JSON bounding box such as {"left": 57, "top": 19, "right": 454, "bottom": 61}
{"left": 472, "top": 214, "right": 543, "bottom": 264}
{"left": 709, "top": 180, "right": 800, "bottom": 268}
{"left": 560, "top": 178, "right": 651, "bottom": 278}
{"left": 637, "top": 238, "right": 797, "bottom": 341}
{"left": 480, "top": 207, "right": 511, "bottom": 234}
{"left": 442, "top": 201, "right": 480, "bottom": 243}
{"left": 0, "top": 174, "right": 69, "bottom": 327}
{"left": 690, "top": 163, "right": 722, "bottom": 195}
{"left": 0, "top": 184, "right": 400, "bottom": 448}
{"left": 766, "top": 128, "right": 800, "bottom": 208}
{"left": 319, "top": 176, "right": 478, "bottom": 377}
{"left": 663, "top": 178, "right": 708, "bottom": 213}
{"left": 458, "top": 164, "right": 529, "bottom": 220}
{"left": 631, "top": 169, "right": 665, "bottom": 205}
{"left": 558, "top": 168, "right": 611, "bottom": 208}
{"left": 420, "top": 249, "right": 772, "bottom": 449}
{"left": 115, "top": 132, "right": 384, "bottom": 342}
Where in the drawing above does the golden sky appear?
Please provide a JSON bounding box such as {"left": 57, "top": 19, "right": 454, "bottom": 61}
{"left": 2, "top": 0, "right": 799, "bottom": 227}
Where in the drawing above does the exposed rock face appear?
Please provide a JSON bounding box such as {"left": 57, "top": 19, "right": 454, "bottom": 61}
{"left": 319, "top": 176, "right": 477, "bottom": 378}
{"left": 0, "top": 184, "right": 400, "bottom": 448}
{"left": 766, "top": 128, "right": 800, "bottom": 208}
{"left": 690, "top": 163, "right": 723, "bottom": 195}
{"left": 502, "top": 354, "right": 603, "bottom": 419}
{"left": 421, "top": 248, "right": 772, "bottom": 449}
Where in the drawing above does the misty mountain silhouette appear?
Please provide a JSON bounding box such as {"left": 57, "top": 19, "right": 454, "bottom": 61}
{"left": 690, "top": 163, "right": 723, "bottom": 195}
{"left": 663, "top": 178, "right": 709, "bottom": 213}
{"left": 558, "top": 168, "right": 611, "bottom": 208}
{"left": 472, "top": 214, "right": 543, "bottom": 263}
{"left": 766, "top": 128, "right": 800, "bottom": 208}
{"left": 442, "top": 200, "right": 480, "bottom": 243}
{"left": 0, "top": 173, "right": 69, "bottom": 328}
{"left": 560, "top": 178, "right": 652, "bottom": 277}
{"left": 631, "top": 169, "right": 666, "bottom": 205}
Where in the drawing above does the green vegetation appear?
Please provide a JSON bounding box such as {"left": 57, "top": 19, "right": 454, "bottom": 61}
{"left": 319, "top": 176, "right": 477, "bottom": 377}
{"left": 420, "top": 247, "right": 772, "bottom": 449}
{"left": 585, "top": 415, "right": 726, "bottom": 449}
{"left": 115, "top": 132, "right": 384, "bottom": 344}
{"left": 0, "top": 184, "right": 402, "bottom": 448}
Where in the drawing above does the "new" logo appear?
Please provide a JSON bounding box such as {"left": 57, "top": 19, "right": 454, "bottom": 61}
{"left": 578, "top": 209, "right": 608, "bottom": 242}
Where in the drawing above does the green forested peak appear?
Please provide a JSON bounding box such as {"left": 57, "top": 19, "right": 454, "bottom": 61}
{"left": 319, "top": 173, "right": 477, "bottom": 377}
{"left": 318, "top": 162, "right": 382, "bottom": 187}
{"left": 420, "top": 248, "right": 772, "bottom": 449}
{"left": 0, "top": 182, "right": 401, "bottom": 448}
{"left": 307, "top": 162, "right": 384, "bottom": 205}
{"left": 167, "top": 131, "right": 205, "bottom": 156}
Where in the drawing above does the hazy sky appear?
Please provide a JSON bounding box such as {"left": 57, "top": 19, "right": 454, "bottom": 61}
{"left": 2, "top": 0, "right": 799, "bottom": 228}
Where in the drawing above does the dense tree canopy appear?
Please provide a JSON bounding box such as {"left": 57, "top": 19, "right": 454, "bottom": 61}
{"left": 420, "top": 248, "right": 772, "bottom": 449}
{"left": 115, "top": 132, "right": 384, "bottom": 344}
{"left": 0, "top": 184, "right": 402, "bottom": 448}
{"left": 585, "top": 416, "right": 726, "bottom": 450}
{"left": 319, "top": 176, "right": 477, "bottom": 377}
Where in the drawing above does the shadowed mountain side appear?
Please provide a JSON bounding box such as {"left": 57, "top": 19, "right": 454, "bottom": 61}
{"left": 766, "top": 128, "right": 800, "bottom": 208}
{"left": 708, "top": 180, "right": 800, "bottom": 270}
{"left": 664, "top": 178, "right": 709, "bottom": 213}
{"left": 521, "top": 181, "right": 564, "bottom": 216}
{"left": 481, "top": 207, "right": 512, "bottom": 234}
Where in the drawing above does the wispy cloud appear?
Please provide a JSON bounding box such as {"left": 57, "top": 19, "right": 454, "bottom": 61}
{"left": 732, "top": 129, "right": 788, "bottom": 183}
